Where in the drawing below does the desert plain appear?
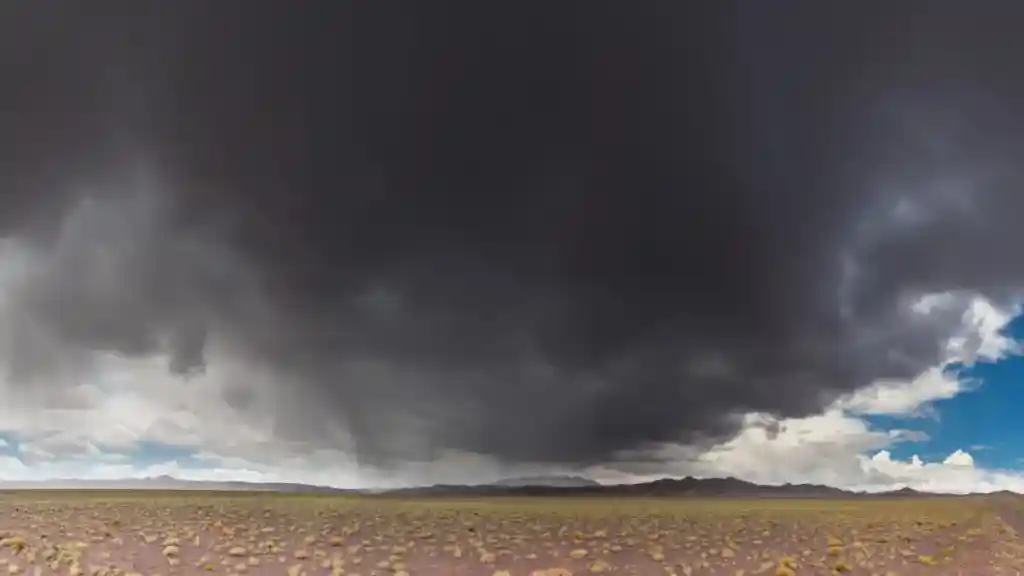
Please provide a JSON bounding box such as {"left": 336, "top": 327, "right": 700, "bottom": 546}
{"left": 0, "top": 491, "right": 1022, "bottom": 575}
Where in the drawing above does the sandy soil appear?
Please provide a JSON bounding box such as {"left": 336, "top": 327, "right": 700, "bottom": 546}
{"left": 0, "top": 492, "right": 1020, "bottom": 575}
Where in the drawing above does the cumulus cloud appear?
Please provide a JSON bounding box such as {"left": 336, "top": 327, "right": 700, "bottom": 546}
{"left": 835, "top": 367, "right": 963, "bottom": 418}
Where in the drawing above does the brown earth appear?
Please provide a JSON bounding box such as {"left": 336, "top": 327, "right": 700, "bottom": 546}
{"left": 0, "top": 491, "right": 1021, "bottom": 575}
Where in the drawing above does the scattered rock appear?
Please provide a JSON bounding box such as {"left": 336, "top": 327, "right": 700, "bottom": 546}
{"left": 161, "top": 545, "right": 180, "bottom": 557}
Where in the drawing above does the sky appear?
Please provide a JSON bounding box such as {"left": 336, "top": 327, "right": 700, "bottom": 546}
{"left": 4, "top": 2, "right": 1024, "bottom": 492}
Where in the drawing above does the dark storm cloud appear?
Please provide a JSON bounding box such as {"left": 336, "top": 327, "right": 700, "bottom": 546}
{"left": 3, "top": 1, "right": 1024, "bottom": 465}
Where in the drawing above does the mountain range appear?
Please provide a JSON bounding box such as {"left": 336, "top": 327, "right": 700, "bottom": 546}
{"left": 0, "top": 475, "right": 350, "bottom": 493}
{"left": 0, "top": 474, "right": 989, "bottom": 497}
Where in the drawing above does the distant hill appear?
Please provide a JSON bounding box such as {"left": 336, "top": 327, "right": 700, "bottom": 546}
{"left": 0, "top": 475, "right": 350, "bottom": 493}
{"left": 0, "top": 474, "right": 1001, "bottom": 498}
{"left": 376, "top": 476, "right": 951, "bottom": 498}
{"left": 493, "top": 475, "right": 601, "bottom": 488}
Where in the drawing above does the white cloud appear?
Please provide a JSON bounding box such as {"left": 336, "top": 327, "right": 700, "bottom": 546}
{"left": 834, "top": 366, "right": 963, "bottom": 417}
{"left": 598, "top": 410, "right": 1023, "bottom": 495}
{"left": 947, "top": 296, "right": 1021, "bottom": 363}
{"left": 18, "top": 431, "right": 104, "bottom": 460}
{"left": 942, "top": 449, "right": 975, "bottom": 467}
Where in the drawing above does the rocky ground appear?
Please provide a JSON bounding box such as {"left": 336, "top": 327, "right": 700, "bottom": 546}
{"left": 0, "top": 491, "right": 1021, "bottom": 575}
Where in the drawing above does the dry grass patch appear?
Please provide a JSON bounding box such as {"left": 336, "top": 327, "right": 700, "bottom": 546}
{"left": 0, "top": 491, "right": 1013, "bottom": 574}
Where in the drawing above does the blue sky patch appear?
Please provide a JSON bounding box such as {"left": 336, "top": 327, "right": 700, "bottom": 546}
{"left": 118, "top": 441, "right": 198, "bottom": 467}
{"left": 0, "top": 432, "right": 16, "bottom": 455}
{"left": 866, "top": 312, "right": 1024, "bottom": 469}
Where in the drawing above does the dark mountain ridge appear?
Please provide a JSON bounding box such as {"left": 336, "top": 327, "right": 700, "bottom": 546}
{"left": 375, "top": 476, "right": 959, "bottom": 498}
{"left": 493, "top": 475, "right": 600, "bottom": 488}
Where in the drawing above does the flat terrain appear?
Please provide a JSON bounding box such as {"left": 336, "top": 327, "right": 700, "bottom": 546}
{"left": 0, "top": 492, "right": 1022, "bottom": 575}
